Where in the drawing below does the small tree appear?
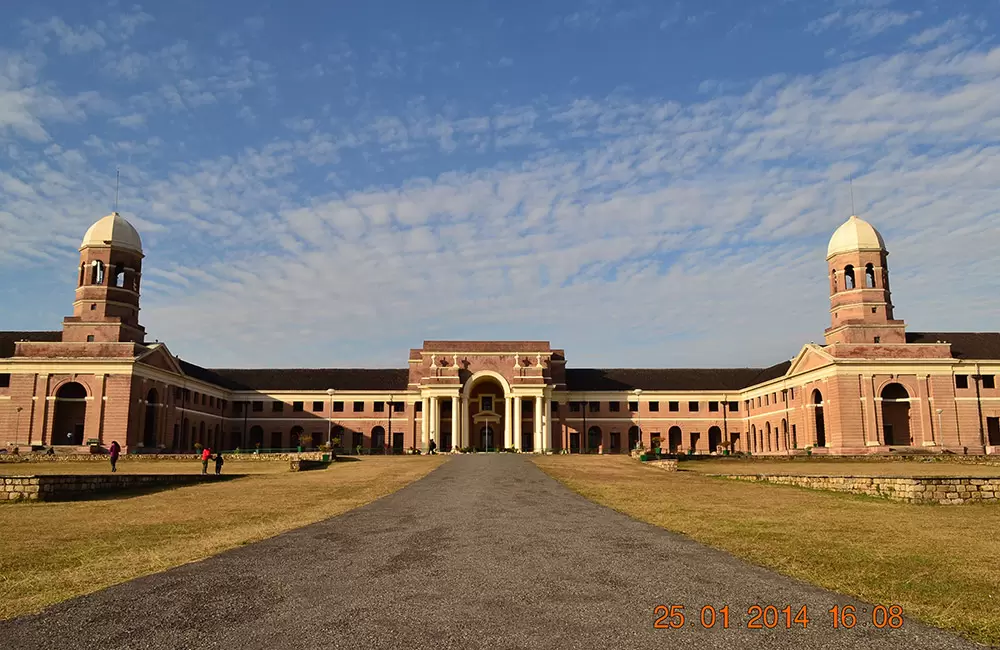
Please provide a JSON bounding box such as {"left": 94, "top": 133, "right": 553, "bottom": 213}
{"left": 650, "top": 436, "right": 662, "bottom": 452}
{"left": 298, "top": 433, "right": 313, "bottom": 451}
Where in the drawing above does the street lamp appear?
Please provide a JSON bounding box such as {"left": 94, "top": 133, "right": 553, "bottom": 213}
{"left": 632, "top": 388, "right": 643, "bottom": 450}
{"left": 326, "top": 388, "right": 335, "bottom": 449}
{"left": 387, "top": 394, "right": 394, "bottom": 455}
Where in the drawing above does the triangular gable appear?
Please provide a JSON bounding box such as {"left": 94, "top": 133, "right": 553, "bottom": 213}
{"left": 135, "top": 343, "right": 185, "bottom": 375}
{"left": 786, "top": 344, "right": 835, "bottom": 376}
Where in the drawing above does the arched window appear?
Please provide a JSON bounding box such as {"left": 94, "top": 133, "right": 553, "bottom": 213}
{"left": 113, "top": 266, "right": 125, "bottom": 288}
{"left": 750, "top": 424, "right": 757, "bottom": 453}
{"left": 371, "top": 426, "right": 386, "bottom": 451}
{"left": 91, "top": 260, "right": 105, "bottom": 285}
{"left": 765, "top": 422, "right": 772, "bottom": 451}
{"left": 587, "top": 426, "right": 602, "bottom": 452}
{"left": 865, "top": 263, "right": 876, "bottom": 288}
{"left": 844, "top": 265, "right": 856, "bottom": 290}
{"left": 880, "top": 383, "right": 911, "bottom": 446}
{"left": 53, "top": 382, "right": 88, "bottom": 446}
{"left": 831, "top": 271, "right": 838, "bottom": 294}
{"left": 812, "top": 389, "right": 826, "bottom": 447}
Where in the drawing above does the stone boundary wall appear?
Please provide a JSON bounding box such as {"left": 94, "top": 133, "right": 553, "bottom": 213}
{"left": 289, "top": 459, "right": 332, "bottom": 472}
{"left": 0, "top": 452, "right": 326, "bottom": 464}
{"left": 2, "top": 474, "right": 239, "bottom": 502}
{"left": 646, "top": 460, "right": 678, "bottom": 471}
{"left": 715, "top": 474, "right": 999, "bottom": 505}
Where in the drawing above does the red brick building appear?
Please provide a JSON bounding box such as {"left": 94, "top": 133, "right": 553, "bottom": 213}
{"left": 2, "top": 213, "right": 999, "bottom": 455}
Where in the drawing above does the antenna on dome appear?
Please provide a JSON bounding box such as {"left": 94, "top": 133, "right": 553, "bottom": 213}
{"left": 849, "top": 174, "right": 856, "bottom": 216}
{"left": 114, "top": 167, "right": 120, "bottom": 213}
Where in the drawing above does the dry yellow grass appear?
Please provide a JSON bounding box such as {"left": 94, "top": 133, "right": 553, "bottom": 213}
{"left": 678, "top": 457, "right": 1000, "bottom": 477}
{"left": 533, "top": 455, "right": 1000, "bottom": 646}
{"left": 0, "top": 458, "right": 290, "bottom": 475}
{"left": 0, "top": 456, "right": 446, "bottom": 620}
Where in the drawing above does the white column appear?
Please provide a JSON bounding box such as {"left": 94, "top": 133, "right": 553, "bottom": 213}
{"left": 534, "top": 395, "right": 543, "bottom": 452}
{"left": 544, "top": 395, "right": 552, "bottom": 453}
{"left": 451, "top": 395, "right": 459, "bottom": 452}
{"left": 421, "top": 397, "right": 429, "bottom": 451}
{"left": 513, "top": 396, "right": 522, "bottom": 451}
{"left": 429, "top": 397, "right": 437, "bottom": 446}
{"left": 504, "top": 395, "right": 512, "bottom": 449}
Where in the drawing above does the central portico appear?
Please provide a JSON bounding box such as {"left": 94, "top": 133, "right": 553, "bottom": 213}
{"left": 411, "top": 341, "right": 563, "bottom": 452}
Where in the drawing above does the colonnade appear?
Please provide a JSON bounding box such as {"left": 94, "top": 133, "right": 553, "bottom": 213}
{"left": 419, "top": 393, "right": 552, "bottom": 452}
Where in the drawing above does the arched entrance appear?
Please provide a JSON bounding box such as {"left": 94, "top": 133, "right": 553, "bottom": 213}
{"left": 371, "top": 425, "right": 386, "bottom": 453}
{"left": 587, "top": 426, "right": 602, "bottom": 452}
{"left": 813, "top": 390, "right": 826, "bottom": 447}
{"left": 290, "top": 425, "right": 304, "bottom": 449}
{"left": 249, "top": 425, "right": 263, "bottom": 450}
{"left": 52, "top": 382, "right": 88, "bottom": 445}
{"left": 628, "top": 425, "right": 640, "bottom": 451}
{"left": 143, "top": 389, "right": 159, "bottom": 448}
{"left": 708, "top": 426, "right": 722, "bottom": 453}
{"left": 765, "top": 422, "right": 772, "bottom": 452}
{"left": 668, "top": 426, "right": 682, "bottom": 453}
{"left": 467, "top": 375, "right": 507, "bottom": 452}
{"left": 750, "top": 424, "right": 757, "bottom": 453}
{"left": 781, "top": 419, "right": 789, "bottom": 450}
{"left": 880, "top": 383, "right": 912, "bottom": 446}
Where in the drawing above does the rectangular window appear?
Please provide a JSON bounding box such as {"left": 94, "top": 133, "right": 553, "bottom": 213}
{"left": 252, "top": 401, "right": 263, "bottom": 412}
{"left": 764, "top": 394, "right": 769, "bottom": 406}
{"left": 392, "top": 402, "right": 404, "bottom": 412}
{"left": 271, "top": 401, "right": 283, "bottom": 412}
{"left": 569, "top": 402, "right": 581, "bottom": 413}
{"left": 353, "top": 401, "right": 364, "bottom": 412}
{"left": 193, "top": 392, "right": 200, "bottom": 404}
{"left": 772, "top": 393, "right": 777, "bottom": 404}
{"left": 757, "top": 396, "right": 761, "bottom": 407}
{"left": 956, "top": 375, "right": 969, "bottom": 389}
{"left": 374, "top": 401, "right": 385, "bottom": 412}
{"left": 522, "top": 400, "right": 533, "bottom": 414}
{"left": 649, "top": 401, "right": 659, "bottom": 412}
{"left": 333, "top": 401, "right": 344, "bottom": 412}
{"left": 481, "top": 396, "right": 493, "bottom": 412}
{"left": 414, "top": 402, "right": 422, "bottom": 413}
{"left": 209, "top": 396, "right": 214, "bottom": 408}
{"left": 312, "top": 401, "right": 324, "bottom": 412}
{"left": 628, "top": 401, "right": 638, "bottom": 412}
{"left": 789, "top": 387, "right": 795, "bottom": 400}
{"left": 728, "top": 401, "right": 739, "bottom": 412}
{"left": 983, "top": 375, "right": 996, "bottom": 389}
{"left": 86, "top": 335, "right": 95, "bottom": 342}
{"left": 668, "top": 401, "right": 679, "bottom": 412}
{"left": 708, "top": 401, "right": 718, "bottom": 412}
{"left": 202, "top": 394, "right": 207, "bottom": 405}
{"left": 233, "top": 402, "right": 243, "bottom": 415}
{"left": 689, "top": 401, "right": 699, "bottom": 412}
{"left": 292, "top": 401, "right": 304, "bottom": 412}
{"left": 552, "top": 401, "right": 559, "bottom": 412}
{"left": 608, "top": 402, "right": 620, "bottom": 412}
{"left": 0, "top": 373, "right": 9, "bottom": 388}
{"left": 588, "top": 401, "right": 600, "bottom": 413}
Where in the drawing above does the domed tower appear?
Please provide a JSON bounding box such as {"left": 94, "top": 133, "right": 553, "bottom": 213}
{"left": 824, "top": 215, "right": 906, "bottom": 346}
{"left": 62, "top": 212, "right": 146, "bottom": 344}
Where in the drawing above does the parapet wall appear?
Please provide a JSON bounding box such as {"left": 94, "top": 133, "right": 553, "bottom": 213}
{"left": 1, "top": 474, "right": 234, "bottom": 501}
{"left": 717, "top": 474, "right": 999, "bottom": 504}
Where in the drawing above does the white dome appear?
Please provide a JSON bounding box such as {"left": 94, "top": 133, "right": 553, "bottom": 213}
{"left": 826, "top": 215, "right": 885, "bottom": 259}
{"left": 80, "top": 212, "right": 142, "bottom": 253}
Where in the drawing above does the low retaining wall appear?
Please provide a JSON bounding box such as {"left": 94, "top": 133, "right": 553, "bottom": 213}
{"left": 716, "top": 474, "right": 1000, "bottom": 505}
{"left": 289, "top": 459, "right": 332, "bottom": 472}
{"left": 2, "top": 474, "right": 238, "bottom": 502}
{"left": 1, "top": 451, "right": 327, "bottom": 463}
{"left": 646, "top": 460, "right": 678, "bottom": 471}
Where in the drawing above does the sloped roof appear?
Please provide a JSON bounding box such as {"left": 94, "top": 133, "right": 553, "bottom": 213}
{"left": 907, "top": 332, "right": 1000, "bottom": 360}
{"left": 0, "top": 331, "right": 62, "bottom": 358}
{"left": 565, "top": 360, "right": 792, "bottom": 392}
{"left": 195, "top": 367, "right": 412, "bottom": 392}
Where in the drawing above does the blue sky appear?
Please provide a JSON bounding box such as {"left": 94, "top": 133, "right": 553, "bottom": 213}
{"left": 1, "top": 0, "right": 998, "bottom": 369}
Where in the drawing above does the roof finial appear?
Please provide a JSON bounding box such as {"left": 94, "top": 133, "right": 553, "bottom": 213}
{"left": 849, "top": 173, "right": 855, "bottom": 217}
{"left": 114, "top": 166, "right": 120, "bottom": 214}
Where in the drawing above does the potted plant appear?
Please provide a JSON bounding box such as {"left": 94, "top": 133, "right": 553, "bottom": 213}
{"left": 805, "top": 445, "right": 813, "bottom": 457}
{"left": 719, "top": 440, "right": 732, "bottom": 456}
{"left": 298, "top": 434, "right": 313, "bottom": 454}
{"left": 650, "top": 436, "right": 662, "bottom": 455}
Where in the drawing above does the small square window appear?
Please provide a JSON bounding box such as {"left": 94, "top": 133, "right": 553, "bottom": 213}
{"left": 649, "top": 401, "right": 659, "bottom": 412}
{"left": 334, "top": 401, "right": 344, "bottom": 412}
{"left": 668, "top": 401, "right": 679, "bottom": 412}
{"left": 569, "top": 402, "right": 581, "bottom": 413}
{"left": 956, "top": 375, "right": 969, "bottom": 389}
{"left": 481, "top": 396, "right": 493, "bottom": 411}
{"left": 90, "top": 303, "right": 96, "bottom": 311}
{"left": 874, "top": 336, "right": 881, "bottom": 343}
{"left": 311, "top": 401, "right": 323, "bottom": 412}
{"left": 353, "top": 401, "right": 364, "bottom": 412}
{"left": 608, "top": 402, "right": 620, "bottom": 412}
{"left": 86, "top": 335, "right": 95, "bottom": 342}
{"left": 292, "top": 401, "right": 304, "bottom": 412}
{"left": 983, "top": 375, "right": 995, "bottom": 389}
{"left": 628, "top": 401, "right": 638, "bottom": 412}
{"left": 233, "top": 402, "right": 243, "bottom": 415}
{"left": 728, "top": 401, "right": 739, "bottom": 412}
{"left": 392, "top": 402, "right": 404, "bottom": 412}
{"left": 374, "top": 401, "right": 385, "bottom": 412}
{"left": 708, "top": 401, "right": 718, "bottom": 412}
{"left": 689, "top": 401, "right": 699, "bottom": 412}
{"left": 588, "top": 401, "right": 600, "bottom": 413}
{"left": 252, "top": 401, "right": 263, "bottom": 412}
{"left": 272, "top": 401, "right": 283, "bottom": 412}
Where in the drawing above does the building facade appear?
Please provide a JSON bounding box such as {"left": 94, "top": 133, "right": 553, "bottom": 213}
{"left": 2, "top": 213, "right": 999, "bottom": 456}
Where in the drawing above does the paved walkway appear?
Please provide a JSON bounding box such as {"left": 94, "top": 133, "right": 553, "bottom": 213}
{"left": 1, "top": 455, "right": 983, "bottom": 649}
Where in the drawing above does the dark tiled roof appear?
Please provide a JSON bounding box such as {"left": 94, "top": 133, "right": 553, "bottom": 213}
{"left": 565, "top": 362, "right": 791, "bottom": 392}
{"left": 907, "top": 332, "right": 1000, "bottom": 359}
{"left": 0, "top": 331, "right": 62, "bottom": 358}
{"left": 195, "top": 367, "right": 412, "bottom": 392}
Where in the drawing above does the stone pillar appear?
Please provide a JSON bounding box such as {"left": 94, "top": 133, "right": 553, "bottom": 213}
{"left": 504, "top": 396, "right": 512, "bottom": 449}
{"left": 421, "top": 396, "right": 429, "bottom": 451}
{"left": 429, "top": 397, "right": 437, "bottom": 447}
{"left": 544, "top": 395, "right": 552, "bottom": 453}
{"left": 534, "top": 395, "right": 543, "bottom": 453}
{"left": 513, "top": 396, "right": 522, "bottom": 452}
{"left": 451, "top": 395, "right": 459, "bottom": 452}
{"left": 917, "top": 375, "right": 934, "bottom": 446}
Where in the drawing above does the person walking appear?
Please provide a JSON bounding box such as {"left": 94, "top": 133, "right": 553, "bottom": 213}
{"left": 109, "top": 440, "right": 121, "bottom": 473}
{"left": 428, "top": 439, "right": 437, "bottom": 455}
{"left": 201, "top": 446, "right": 212, "bottom": 475}
{"left": 214, "top": 452, "right": 224, "bottom": 476}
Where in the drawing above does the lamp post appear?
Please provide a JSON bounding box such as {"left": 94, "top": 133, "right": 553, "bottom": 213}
{"left": 326, "top": 388, "right": 334, "bottom": 449}
{"left": 632, "top": 388, "right": 643, "bottom": 451}
{"left": 15, "top": 406, "right": 23, "bottom": 444}
{"left": 387, "top": 394, "right": 394, "bottom": 455}
{"left": 935, "top": 408, "right": 944, "bottom": 446}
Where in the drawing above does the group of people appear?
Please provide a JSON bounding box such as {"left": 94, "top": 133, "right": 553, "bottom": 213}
{"left": 104, "top": 441, "right": 224, "bottom": 475}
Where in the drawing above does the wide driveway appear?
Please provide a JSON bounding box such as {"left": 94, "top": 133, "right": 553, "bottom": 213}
{"left": 1, "top": 454, "right": 983, "bottom": 649}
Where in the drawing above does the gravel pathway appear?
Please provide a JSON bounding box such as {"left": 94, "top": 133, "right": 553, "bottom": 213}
{"left": 1, "top": 454, "right": 985, "bottom": 649}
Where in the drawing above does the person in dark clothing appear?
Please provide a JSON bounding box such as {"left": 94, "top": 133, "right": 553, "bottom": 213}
{"left": 214, "top": 452, "right": 224, "bottom": 476}
{"left": 428, "top": 439, "right": 437, "bottom": 455}
{"left": 109, "top": 441, "right": 121, "bottom": 473}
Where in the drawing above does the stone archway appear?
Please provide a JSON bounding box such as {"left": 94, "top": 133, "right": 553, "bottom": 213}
{"left": 52, "top": 382, "right": 88, "bottom": 445}
{"left": 668, "top": 426, "right": 682, "bottom": 453}
{"left": 465, "top": 373, "right": 508, "bottom": 452}
{"left": 708, "top": 426, "right": 722, "bottom": 453}
{"left": 587, "top": 426, "right": 602, "bottom": 452}
{"left": 813, "top": 389, "right": 826, "bottom": 447}
{"left": 881, "top": 383, "right": 912, "bottom": 446}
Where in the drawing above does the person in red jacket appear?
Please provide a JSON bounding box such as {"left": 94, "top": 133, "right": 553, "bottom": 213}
{"left": 201, "top": 447, "right": 212, "bottom": 475}
{"left": 109, "top": 441, "right": 121, "bottom": 473}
